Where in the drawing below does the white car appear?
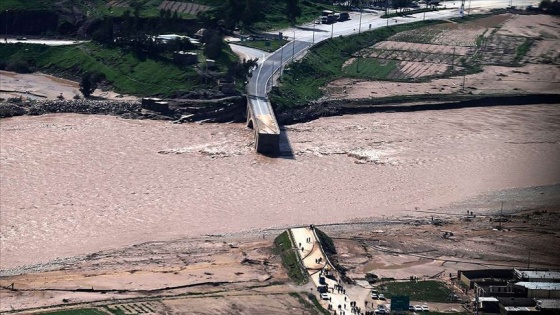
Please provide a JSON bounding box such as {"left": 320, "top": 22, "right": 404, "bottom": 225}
{"left": 371, "top": 293, "right": 378, "bottom": 299}
{"left": 320, "top": 293, "right": 329, "bottom": 300}
{"left": 421, "top": 305, "right": 429, "bottom": 312}
{"left": 378, "top": 294, "right": 386, "bottom": 300}
{"left": 414, "top": 305, "right": 423, "bottom": 312}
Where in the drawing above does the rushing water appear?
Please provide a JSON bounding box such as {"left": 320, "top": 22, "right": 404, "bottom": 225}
{"left": 1, "top": 104, "right": 560, "bottom": 270}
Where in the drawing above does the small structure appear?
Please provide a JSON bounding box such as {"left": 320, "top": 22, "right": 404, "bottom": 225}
{"left": 458, "top": 269, "right": 515, "bottom": 289}
{"left": 173, "top": 51, "right": 198, "bottom": 65}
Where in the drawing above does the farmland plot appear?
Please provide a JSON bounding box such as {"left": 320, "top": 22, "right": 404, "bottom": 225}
{"left": 341, "top": 13, "right": 553, "bottom": 81}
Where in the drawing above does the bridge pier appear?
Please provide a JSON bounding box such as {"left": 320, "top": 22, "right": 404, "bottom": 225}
{"left": 246, "top": 101, "right": 280, "bottom": 155}
{"left": 255, "top": 132, "right": 280, "bottom": 155}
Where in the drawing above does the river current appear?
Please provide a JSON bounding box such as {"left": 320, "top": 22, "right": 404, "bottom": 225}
{"left": 1, "top": 104, "right": 559, "bottom": 269}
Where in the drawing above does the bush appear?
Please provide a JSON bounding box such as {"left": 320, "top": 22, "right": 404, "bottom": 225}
{"left": 6, "top": 59, "right": 32, "bottom": 73}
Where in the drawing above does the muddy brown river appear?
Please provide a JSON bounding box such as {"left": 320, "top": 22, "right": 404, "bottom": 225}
{"left": 1, "top": 104, "right": 560, "bottom": 270}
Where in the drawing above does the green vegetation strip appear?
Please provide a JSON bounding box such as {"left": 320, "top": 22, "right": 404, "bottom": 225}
{"left": 273, "top": 231, "right": 308, "bottom": 285}
{"left": 0, "top": 42, "right": 237, "bottom": 97}
{"left": 270, "top": 19, "right": 444, "bottom": 110}
{"left": 382, "top": 280, "right": 452, "bottom": 303}
{"left": 514, "top": 38, "right": 533, "bottom": 64}
{"left": 343, "top": 58, "right": 397, "bottom": 80}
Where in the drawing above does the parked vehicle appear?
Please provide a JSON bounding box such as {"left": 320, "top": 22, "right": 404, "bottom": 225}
{"left": 339, "top": 12, "right": 350, "bottom": 21}
{"left": 378, "top": 294, "right": 386, "bottom": 300}
{"left": 371, "top": 293, "right": 378, "bottom": 299}
{"left": 409, "top": 306, "right": 415, "bottom": 311}
{"left": 414, "top": 305, "right": 423, "bottom": 312}
{"left": 421, "top": 305, "right": 429, "bottom": 312}
{"left": 321, "top": 292, "right": 329, "bottom": 300}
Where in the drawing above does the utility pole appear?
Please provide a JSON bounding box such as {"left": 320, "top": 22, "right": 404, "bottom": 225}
{"left": 312, "top": 22, "right": 315, "bottom": 44}
{"left": 460, "top": 0, "right": 466, "bottom": 17}
{"left": 331, "top": 20, "right": 334, "bottom": 38}
{"left": 358, "top": 6, "right": 363, "bottom": 34}
{"left": 451, "top": 47, "right": 456, "bottom": 70}
{"left": 292, "top": 30, "right": 295, "bottom": 62}
{"left": 280, "top": 44, "right": 284, "bottom": 66}
{"left": 499, "top": 201, "right": 504, "bottom": 230}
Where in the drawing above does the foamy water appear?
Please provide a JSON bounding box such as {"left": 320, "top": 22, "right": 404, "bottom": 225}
{"left": 1, "top": 104, "right": 560, "bottom": 270}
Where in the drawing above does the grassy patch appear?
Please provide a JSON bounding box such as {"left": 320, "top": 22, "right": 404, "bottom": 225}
{"left": 0, "top": 42, "right": 237, "bottom": 97}
{"left": 315, "top": 228, "right": 336, "bottom": 256}
{"left": 251, "top": 1, "right": 338, "bottom": 31}
{"left": 343, "top": 57, "right": 397, "bottom": 79}
{"left": 382, "top": 281, "right": 452, "bottom": 303}
{"left": 308, "top": 293, "right": 331, "bottom": 315}
{"left": 39, "top": 309, "right": 108, "bottom": 315}
{"left": 270, "top": 19, "right": 443, "bottom": 110}
{"left": 235, "top": 39, "right": 288, "bottom": 53}
{"left": 289, "top": 292, "right": 330, "bottom": 315}
{"left": 273, "top": 231, "right": 308, "bottom": 285}
{"left": 514, "top": 38, "right": 533, "bottom": 64}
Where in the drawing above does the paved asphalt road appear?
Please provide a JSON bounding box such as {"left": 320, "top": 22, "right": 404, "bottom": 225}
{"left": 242, "top": 0, "right": 534, "bottom": 137}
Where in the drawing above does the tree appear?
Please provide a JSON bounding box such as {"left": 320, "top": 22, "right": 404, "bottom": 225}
{"left": 79, "top": 72, "right": 100, "bottom": 98}
{"left": 286, "top": 0, "right": 301, "bottom": 26}
{"left": 203, "top": 29, "right": 223, "bottom": 59}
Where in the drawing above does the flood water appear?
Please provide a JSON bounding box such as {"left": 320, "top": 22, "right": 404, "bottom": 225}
{"left": 1, "top": 104, "right": 560, "bottom": 270}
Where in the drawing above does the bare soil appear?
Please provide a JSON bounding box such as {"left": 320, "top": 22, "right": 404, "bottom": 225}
{"left": 2, "top": 206, "right": 559, "bottom": 314}
{"left": 0, "top": 70, "right": 138, "bottom": 102}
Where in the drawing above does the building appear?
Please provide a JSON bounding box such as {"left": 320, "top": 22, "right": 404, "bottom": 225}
{"left": 515, "top": 270, "right": 560, "bottom": 283}
{"left": 459, "top": 269, "right": 515, "bottom": 289}
{"left": 514, "top": 283, "right": 560, "bottom": 299}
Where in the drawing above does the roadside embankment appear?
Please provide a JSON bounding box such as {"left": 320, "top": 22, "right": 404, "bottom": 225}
{"left": 276, "top": 93, "right": 560, "bottom": 125}
{"left": 0, "top": 96, "right": 247, "bottom": 122}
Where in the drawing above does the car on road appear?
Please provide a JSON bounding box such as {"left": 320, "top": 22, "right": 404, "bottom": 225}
{"left": 320, "top": 293, "right": 329, "bottom": 300}
{"left": 414, "top": 305, "right": 423, "bottom": 312}
{"left": 421, "top": 305, "right": 429, "bottom": 312}
{"left": 378, "top": 294, "right": 386, "bottom": 300}
{"left": 409, "top": 306, "right": 415, "bottom": 311}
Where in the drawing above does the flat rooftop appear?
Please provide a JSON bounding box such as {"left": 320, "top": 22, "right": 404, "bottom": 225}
{"left": 515, "top": 269, "right": 560, "bottom": 280}
{"left": 515, "top": 282, "right": 560, "bottom": 290}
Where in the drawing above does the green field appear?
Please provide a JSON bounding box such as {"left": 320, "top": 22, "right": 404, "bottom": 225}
{"left": 274, "top": 231, "right": 307, "bottom": 285}
{"left": 343, "top": 58, "right": 398, "bottom": 79}
{"left": 382, "top": 280, "right": 453, "bottom": 303}
{"left": 39, "top": 309, "right": 108, "bottom": 315}
{"left": 0, "top": 42, "right": 238, "bottom": 97}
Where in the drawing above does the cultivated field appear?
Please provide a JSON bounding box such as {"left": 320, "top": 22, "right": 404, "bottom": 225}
{"left": 341, "top": 13, "right": 559, "bottom": 81}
